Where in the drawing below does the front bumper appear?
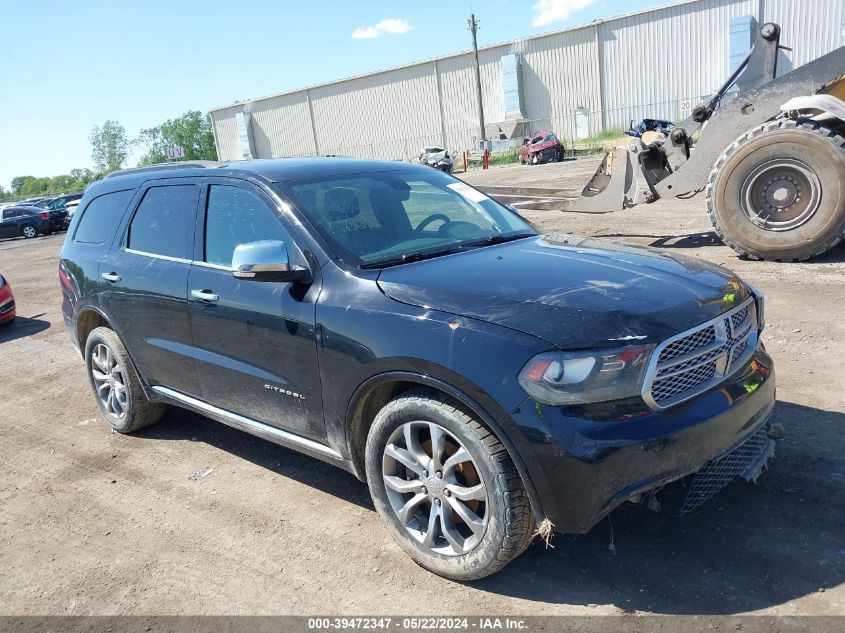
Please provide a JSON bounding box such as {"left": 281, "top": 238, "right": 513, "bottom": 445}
{"left": 505, "top": 345, "right": 776, "bottom": 533}
{"left": 0, "top": 294, "right": 15, "bottom": 323}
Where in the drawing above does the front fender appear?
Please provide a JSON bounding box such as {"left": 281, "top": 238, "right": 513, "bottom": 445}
{"left": 781, "top": 94, "right": 845, "bottom": 122}
{"left": 343, "top": 368, "right": 551, "bottom": 524}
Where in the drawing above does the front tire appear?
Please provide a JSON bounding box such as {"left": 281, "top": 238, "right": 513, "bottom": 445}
{"left": 706, "top": 119, "right": 845, "bottom": 261}
{"left": 365, "top": 389, "right": 535, "bottom": 580}
{"left": 84, "top": 326, "right": 165, "bottom": 433}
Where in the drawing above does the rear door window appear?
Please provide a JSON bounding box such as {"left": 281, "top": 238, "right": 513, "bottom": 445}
{"left": 74, "top": 190, "right": 134, "bottom": 244}
{"left": 127, "top": 185, "right": 198, "bottom": 259}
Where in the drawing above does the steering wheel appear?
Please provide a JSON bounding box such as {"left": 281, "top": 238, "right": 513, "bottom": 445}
{"left": 415, "top": 213, "right": 451, "bottom": 232}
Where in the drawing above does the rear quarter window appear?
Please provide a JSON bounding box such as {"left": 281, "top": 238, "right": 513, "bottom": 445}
{"left": 74, "top": 190, "right": 135, "bottom": 244}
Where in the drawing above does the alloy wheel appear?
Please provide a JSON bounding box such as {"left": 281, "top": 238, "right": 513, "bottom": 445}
{"left": 382, "top": 421, "right": 489, "bottom": 556}
{"left": 22, "top": 226, "right": 36, "bottom": 238}
{"left": 90, "top": 343, "right": 128, "bottom": 418}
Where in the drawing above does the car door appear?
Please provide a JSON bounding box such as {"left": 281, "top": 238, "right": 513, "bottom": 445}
{"left": 98, "top": 179, "right": 201, "bottom": 397}
{"left": 0, "top": 210, "right": 14, "bottom": 238}
{"left": 187, "top": 179, "right": 325, "bottom": 441}
{"left": 12, "top": 209, "right": 32, "bottom": 236}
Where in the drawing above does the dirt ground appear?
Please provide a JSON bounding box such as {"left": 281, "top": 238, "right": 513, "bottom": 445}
{"left": 0, "top": 158, "right": 843, "bottom": 616}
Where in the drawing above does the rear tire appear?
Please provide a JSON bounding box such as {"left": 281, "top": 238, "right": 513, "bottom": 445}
{"left": 84, "top": 326, "right": 165, "bottom": 433}
{"left": 365, "top": 389, "right": 535, "bottom": 580}
{"left": 706, "top": 119, "right": 845, "bottom": 261}
{"left": 20, "top": 224, "right": 37, "bottom": 239}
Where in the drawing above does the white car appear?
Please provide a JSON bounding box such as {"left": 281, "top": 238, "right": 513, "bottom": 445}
{"left": 65, "top": 199, "right": 80, "bottom": 218}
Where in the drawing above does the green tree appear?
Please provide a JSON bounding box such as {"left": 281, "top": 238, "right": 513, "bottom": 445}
{"left": 20, "top": 177, "right": 52, "bottom": 196}
{"left": 137, "top": 110, "right": 218, "bottom": 165}
{"left": 3, "top": 170, "right": 100, "bottom": 202}
{"left": 90, "top": 120, "right": 129, "bottom": 173}
{"left": 10, "top": 176, "right": 35, "bottom": 195}
{"left": 70, "top": 168, "right": 96, "bottom": 184}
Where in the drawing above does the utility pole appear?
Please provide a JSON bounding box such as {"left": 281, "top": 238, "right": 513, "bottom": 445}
{"left": 467, "top": 14, "right": 486, "bottom": 147}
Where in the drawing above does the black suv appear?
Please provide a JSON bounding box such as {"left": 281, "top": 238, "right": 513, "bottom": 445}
{"left": 39, "top": 193, "right": 83, "bottom": 226}
{"left": 60, "top": 159, "right": 776, "bottom": 579}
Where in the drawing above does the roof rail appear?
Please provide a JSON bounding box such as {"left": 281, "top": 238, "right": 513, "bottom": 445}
{"left": 104, "top": 160, "right": 227, "bottom": 179}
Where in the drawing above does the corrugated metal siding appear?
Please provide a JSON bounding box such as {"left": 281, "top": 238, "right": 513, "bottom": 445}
{"left": 438, "top": 46, "right": 508, "bottom": 151}
{"left": 601, "top": 0, "right": 756, "bottom": 130}
{"left": 210, "top": 0, "right": 844, "bottom": 160}
{"left": 310, "top": 62, "right": 442, "bottom": 160}
{"left": 250, "top": 93, "right": 315, "bottom": 158}
{"left": 514, "top": 25, "right": 601, "bottom": 140}
{"left": 762, "top": 0, "right": 845, "bottom": 71}
{"left": 211, "top": 106, "right": 242, "bottom": 161}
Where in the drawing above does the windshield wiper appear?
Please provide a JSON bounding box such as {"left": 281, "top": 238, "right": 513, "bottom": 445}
{"left": 359, "top": 248, "right": 461, "bottom": 269}
{"left": 359, "top": 234, "right": 535, "bottom": 269}
{"left": 457, "top": 232, "right": 535, "bottom": 250}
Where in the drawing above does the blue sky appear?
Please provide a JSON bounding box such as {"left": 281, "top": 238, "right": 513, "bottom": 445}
{"left": 0, "top": 0, "right": 665, "bottom": 190}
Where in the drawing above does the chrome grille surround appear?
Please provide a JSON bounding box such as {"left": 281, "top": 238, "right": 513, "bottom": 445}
{"left": 642, "top": 297, "right": 758, "bottom": 410}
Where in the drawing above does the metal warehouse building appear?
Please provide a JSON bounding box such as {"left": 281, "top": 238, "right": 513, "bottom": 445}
{"left": 210, "top": 0, "right": 844, "bottom": 162}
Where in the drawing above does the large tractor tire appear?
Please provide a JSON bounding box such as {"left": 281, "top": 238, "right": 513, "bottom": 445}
{"left": 706, "top": 119, "right": 845, "bottom": 261}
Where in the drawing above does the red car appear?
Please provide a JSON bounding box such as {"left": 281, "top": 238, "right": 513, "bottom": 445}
{"left": 519, "top": 130, "right": 565, "bottom": 165}
{"left": 0, "top": 273, "right": 15, "bottom": 325}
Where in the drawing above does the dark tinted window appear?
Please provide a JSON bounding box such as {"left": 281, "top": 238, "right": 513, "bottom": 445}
{"left": 127, "top": 185, "right": 197, "bottom": 258}
{"left": 204, "top": 185, "right": 296, "bottom": 267}
{"left": 74, "top": 190, "right": 134, "bottom": 244}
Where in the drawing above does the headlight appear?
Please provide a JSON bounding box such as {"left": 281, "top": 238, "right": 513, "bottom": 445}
{"left": 745, "top": 281, "right": 765, "bottom": 330}
{"left": 518, "top": 344, "right": 654, "bottom": 406}
{"left": 0, "top": 275, "right": 5, "bottom": 289}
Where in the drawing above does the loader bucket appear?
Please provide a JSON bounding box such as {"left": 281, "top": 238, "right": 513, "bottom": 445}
{"left": 560, "top": 147, "right": 632, "bottom": 213}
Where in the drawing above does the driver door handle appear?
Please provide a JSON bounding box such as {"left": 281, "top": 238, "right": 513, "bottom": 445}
{"left": 191, "top": 289, "right": 219, "bottom": 302}
{"left": 101, "top": 272, "right": 121, "bottom": 283}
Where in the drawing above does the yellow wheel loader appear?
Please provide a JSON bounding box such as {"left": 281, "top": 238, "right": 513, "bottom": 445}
{"left": 559, "top": 23, "right": 845, "bottom": 261}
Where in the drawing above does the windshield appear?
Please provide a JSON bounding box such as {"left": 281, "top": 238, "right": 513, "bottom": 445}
{"left": 280, "top": 170, "right": 536, "bottom": 267}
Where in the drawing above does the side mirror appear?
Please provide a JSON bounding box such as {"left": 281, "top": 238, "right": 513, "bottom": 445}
{"left": 232, "top": 240, "right": 309, "bottom": 283}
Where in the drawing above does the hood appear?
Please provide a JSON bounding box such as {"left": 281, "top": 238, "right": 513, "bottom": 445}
{"left": 423, "top": 150, "right": 449, "bottom": 163}
{"left": 376, "top": 234, "right": 751, "bottom": 350}
{"left": 529, "top": 139, "right": 559, "bottom": 151}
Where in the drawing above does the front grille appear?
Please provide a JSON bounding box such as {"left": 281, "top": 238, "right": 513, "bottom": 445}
{"left": 0, "top": 297, "right": 14, "bottom": 315}
{"left": 643, "top": 297, "right": 758, "bottom": 409}
{"left": 660, "top": 326, "right": 717, "bottom": 362}
{"left": 730, "top": 305, "right": 750, "bottom": 331}
{"left": 651, "top": 361, "right": 716, "bottom": 402}
{"left": 678, "top": 425, "right": 775, "bottom": 515}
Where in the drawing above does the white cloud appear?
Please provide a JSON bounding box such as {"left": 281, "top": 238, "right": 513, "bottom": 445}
{"left": 352, "top": 25, "right": 380, "bottom": 39}
{"left": 352, "top": 18, "right": 411, "bottom": 40}
{"left": 531, "top": 0, "right": 596, "bottom": 27}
